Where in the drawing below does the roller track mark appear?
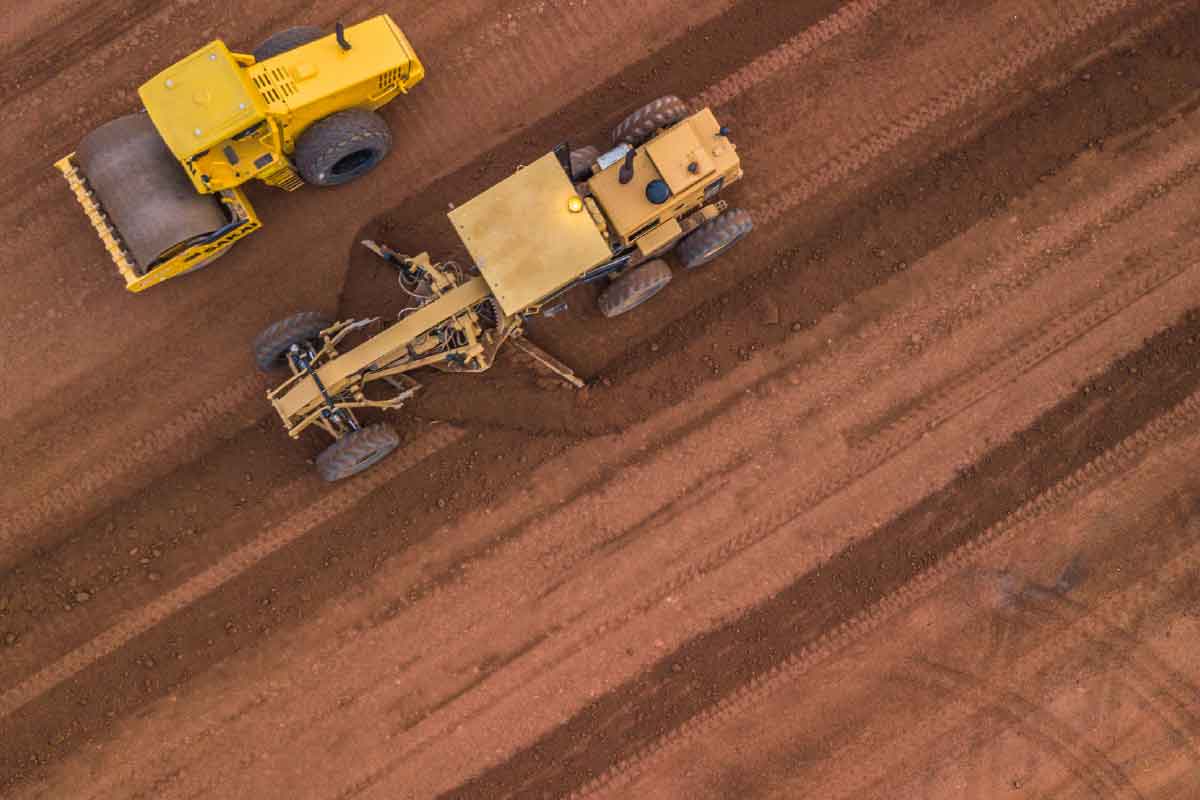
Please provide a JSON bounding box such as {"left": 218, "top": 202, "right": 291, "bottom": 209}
{"left": 909, "top": 658, "right": 1145, "bottom": 799}
{"left": 0, "top": 425, "right": 464, "bottom": 722}
{"left": 747, "top": 0, "right": 1152, "bottom": 229}
{"left": 0, "top": 375, "right": 262, "bottom": 566}
{"left": 689, "top": 0, "right": 897, "bottom": 110}
{"left": 574, "top": 391, "right": 1200, "bottom": 798}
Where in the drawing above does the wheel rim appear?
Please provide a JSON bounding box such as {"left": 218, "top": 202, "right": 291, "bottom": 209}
{"left": 332, "top": 149, "right": 377, "bottom": 177}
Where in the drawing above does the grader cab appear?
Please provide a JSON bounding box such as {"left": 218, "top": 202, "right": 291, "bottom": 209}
{"left": 256, "top": 97, "right": 752, "bottom": 481}
{"left": 55, "top": 16, "right": 424, "bottom": 292}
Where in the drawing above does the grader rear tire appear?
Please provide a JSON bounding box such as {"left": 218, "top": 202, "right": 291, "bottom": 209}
{"left": 316, "top": 424, "right": 401, "bottom": 482}
{"left": 611, "top": 96, "right": 689, "bottom": 146}
{"left": 598, "top": 259, "right": 673, "bottom": 318}
{"left": 294, "top": 110, "right": 392, "bottom": 187}
{"left": 252, "top": 311, "right": 332, "bottom": 372}
{"left": 677, "top": 209, "right": 753, "bottom": 270}
{"left": 252, "top": 26, "right": 324, "bottom": 61}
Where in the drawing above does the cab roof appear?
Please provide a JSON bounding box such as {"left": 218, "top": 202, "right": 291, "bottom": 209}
{"left": 449, "top": 153, "right": 613, "bottom": 316}
{"left": 138, "top": 41, "right": 266, "bottom": 160}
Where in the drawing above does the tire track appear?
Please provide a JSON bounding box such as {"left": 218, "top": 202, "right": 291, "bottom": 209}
{"left": 746, "top": 0, "right": 1158, "bottom": 229}
{"left": 0, "top": 374, "right": 261, "bottom": 568}
{"left": 910, "top": 659, "right": 1143, "bottom": 799}
{"left": 0, "top": 425, "right": 464, "bottom": 721}
{"left": 1022, "top": 590, "right": 1200, "bottom": 757}
{"left": 574, "top": 390, "right": 1200, "bottom": 798}
{"left": 871, "top": 557, "right": 1200, "bottom": 798}
{"left": 0, "top": 0, "right": 160, "bottom": 104}
{"left": 688, "top": 0, "right": 898, "bottom": 110}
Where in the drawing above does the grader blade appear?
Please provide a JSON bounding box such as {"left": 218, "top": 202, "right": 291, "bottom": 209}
{"left": 71, "top": 113, "right": 227, "bottom": 276}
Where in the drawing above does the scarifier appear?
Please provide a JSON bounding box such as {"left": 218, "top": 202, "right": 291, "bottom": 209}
{"left": 255, "top": 97, "right": 753, "bottom": 481}
{"left": 55, "top": 16, "right": 425, "bottom": 292}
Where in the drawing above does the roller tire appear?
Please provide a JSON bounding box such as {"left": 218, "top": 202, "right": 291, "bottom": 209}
{"left": 611, "top": 95, "right": 689, "bottom": 147}
{"left": 569, "top": 146, "right": 600, "bottom": 181}
{"left": 316, "top": 424, "right": 400, "bottom": 482}
{"left": 598, "top": 259, "right": 672, "bottom": 318}
{"left": 676, "top": 209, "right": 753, "bottom": 270}
{"left": 294, "top": 109, "right": 392, "bottom": 187}
{"left": 253, "top": 26, "right": 325, "bottom": 61}
{"left": 253, "top": 311, "right": 332, "bottom": 372}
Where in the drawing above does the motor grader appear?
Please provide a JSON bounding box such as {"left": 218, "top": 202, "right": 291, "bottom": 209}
{"left": 256, "top": 96, "right": 752, "bottom": 481}
{"left": 55, "top": 16, "right": 424, "bottom": 292}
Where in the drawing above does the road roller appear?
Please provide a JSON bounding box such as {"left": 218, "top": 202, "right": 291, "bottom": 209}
{"left": 55, "top": 16, "right": 425, "bottom": 293}
{"left": 254, "top": 97, "right": 753, "bottom": 481}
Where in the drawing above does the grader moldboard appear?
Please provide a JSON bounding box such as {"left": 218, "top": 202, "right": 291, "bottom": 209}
{"left": 55, "top": 16, "right": 424, "bottom": 292}
{"left": 257, "top": 97, "right": 753, "bottom": 482}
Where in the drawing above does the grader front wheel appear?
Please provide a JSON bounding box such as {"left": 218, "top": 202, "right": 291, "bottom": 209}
{"left": 252, "top": 311, "right": 333, "bottom": 372}
{"left": 316, "top": 423, "right": 401, "bottom": 482}
{"left": 295, "top": 110, "right": 392, "bottom": 187}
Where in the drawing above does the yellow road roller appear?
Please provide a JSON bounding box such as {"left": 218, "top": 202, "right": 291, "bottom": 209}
{"left": 255, "top": 97, "right": 752, "bottom": 481}
{"left": 55, "top": 16, "right": 424, "bottom": 292}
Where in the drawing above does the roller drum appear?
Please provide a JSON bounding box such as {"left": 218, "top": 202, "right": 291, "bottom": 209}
{"left": 76, "top": 113, "right": 226, "bottom": 273}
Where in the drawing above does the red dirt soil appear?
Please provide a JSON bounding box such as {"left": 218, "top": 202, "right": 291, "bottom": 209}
{"left": 1, "top": 1, "right": 1198, "bottom": 797}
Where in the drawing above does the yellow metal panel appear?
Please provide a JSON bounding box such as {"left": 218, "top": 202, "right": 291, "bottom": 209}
{"left": 645, "top": 120, "right": 715, "bottom": 194}
{"left": 139, "top": 42, "right": 265, "bottom": 159}
{"left": 587, "top": 148, "right": 664, "bottom": 240}
{"left": 588, "top": 108, "right": 740, "bottom": 244}
{"left": 635, "top": 217, "right": 682, "bottom": 258}
{"left": 248, "top": 16, "right": 423, "bottom": 125}
{"left": 448, "top": 153, "right": 612, "bottom": 316}
{"left": 273, "top": 278, "right": 491, "bottom": 422}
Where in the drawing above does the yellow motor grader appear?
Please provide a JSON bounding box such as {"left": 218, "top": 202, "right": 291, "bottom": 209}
{"left": 55, "top": 16, "right": 424, "bottom": 292}
{"left": 256, "top": 96, "right": 752, "bottom": 481}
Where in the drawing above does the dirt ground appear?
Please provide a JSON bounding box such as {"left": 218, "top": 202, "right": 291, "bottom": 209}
{"left": 1, "top": 0, "right": 1199, "bottom": 797}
